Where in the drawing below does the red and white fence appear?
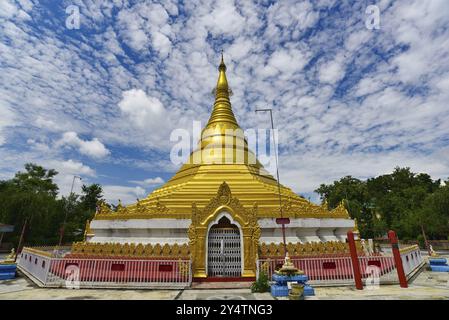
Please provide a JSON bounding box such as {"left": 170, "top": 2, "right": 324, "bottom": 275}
{"left": 257, "top": 253, "right": 414, "bottom": 286}
{"left": 18, "top": 248, "right": 192, "bottom": 289}
{"left": 358, "top": 255, "right": 397, "bottom": 283}
{"left": 257, "top": 256, "right": 355, "bottom": 285}
{"left": 18, "top": 244, "right": 423, "bottom": 289}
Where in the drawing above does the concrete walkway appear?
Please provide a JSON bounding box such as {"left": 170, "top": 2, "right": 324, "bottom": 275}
{"left": 0, "top": 267, "right": 448, "bottom": 300}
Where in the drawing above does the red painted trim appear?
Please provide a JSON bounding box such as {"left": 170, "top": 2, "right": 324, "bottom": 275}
{"left": 388, "top": 230, "right": 408, "bottom": 288}
{"left": 347, "top": 231, "right": 363, "bottom": 290}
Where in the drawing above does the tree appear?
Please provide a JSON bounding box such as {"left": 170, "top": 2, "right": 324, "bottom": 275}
{"left": 366, "top": 167, "right": 440, "bottom": 239}
{"left": 12, "top": 163, "right": 59, "bottom": 196}
{"left": 315, "top": 167, "right": 445, "bottom": 240}
{"left": 0, "top": 164, "right": 105, "bottom": 246}
{"left": 0, "top": 164, "right": 62, "bottom": 245}
{"left": 413, "top": 181, "right": 449, "bottom": 239}
{"left": 315, "top": 176, "right": 376, "bottom": 238}
{"left": 80, "top": 184, "right": 103, "bottom": 211}
{"left": 63, "top": 184, "right": 104, "bottom": 243}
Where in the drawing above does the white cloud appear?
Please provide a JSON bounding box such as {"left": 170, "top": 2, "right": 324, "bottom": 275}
{"left": 116, "top": 89, "right": 175, "bottom": 149}
{"left": 129, "top": 177, "right": 165, "bottom": 186}
{"left": 102, "top": 185, "right": 147, "bottom": 205}
{"left": 0, "top": 103, "right": 16, "bottom": 145}
{"left": 118, "top": 89, "right": 166, "bottom": 128}
{"left": 202, "top": 0, "right": 246, "bottom": 36}
{"left": 151, "top": 31, "right": 171, "bottom": 58}
{"left": 57, "top": 132, "right": 110, "bottom": 159}
{"left": 1, "top": 0, "right": 449, "bottom": 203}
{"left": 46, "top": 159, "right": 96, "bottom": 197}
{"left": 267, "top": 48, "right": 310, "bottom": 76}
{"left": 116, "top": 2, "right": 172, "bottom": 57}
{"left": 318, "top": 56, "right": 345, "bottom": 84}
{"left": 27, "top": 138, "right": 50, "bottom": 152}
{"left": 48, "top": 159, "right": 96, "bottom": 177}
{"left": 0, "top": 0, "right": 18, "bottom": 19}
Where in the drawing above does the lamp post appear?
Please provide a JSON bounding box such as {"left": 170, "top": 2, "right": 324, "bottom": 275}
{"left": 255, "top": 108, "right": 288, "bottom": 257}
{"left": 58, "top": 175, "right": 82, "bottom": 246}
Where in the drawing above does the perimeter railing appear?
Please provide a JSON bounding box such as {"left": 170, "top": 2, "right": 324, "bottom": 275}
{"left": 17, "top": 247, "right": 192, "bottom": 289}
{"left": 257, "top": 256, "right": 356, "bottom": 286}
{"left": 257, "top": 249, "right": 422, "bottom": 287}
{"left": 399, "top": 245, "right": 424, "bottom": 278}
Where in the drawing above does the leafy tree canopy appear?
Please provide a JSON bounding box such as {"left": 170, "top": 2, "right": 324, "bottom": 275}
{"left": 315, "top": 167, "right": 447, "bottom": 240}
{"left": 0, "top": 163, "right": 104, "bottom": 247}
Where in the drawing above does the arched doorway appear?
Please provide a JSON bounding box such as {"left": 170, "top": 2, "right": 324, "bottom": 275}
{"left": 207, "top": 216, "right": 242, "bottom": 277}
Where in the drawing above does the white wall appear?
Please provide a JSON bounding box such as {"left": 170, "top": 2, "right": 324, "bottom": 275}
{"left": 88, "top": 217, "right": 354, "bottom": 245}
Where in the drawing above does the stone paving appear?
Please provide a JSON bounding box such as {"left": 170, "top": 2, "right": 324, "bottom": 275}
{"left": 0, "top": 277, "right": 180, "bottom": 300}
{"left": 0, "top": 264, "right": 448, "bottom": 300}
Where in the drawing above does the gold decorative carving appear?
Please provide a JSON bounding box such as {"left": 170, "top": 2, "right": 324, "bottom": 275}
{"left": 178, "top": 259, "right": 190, "bottom": 276}
{"left": 162, "top": 243, "right": 171, "bottom": 256}
{"left": 258, "top": 241, "right": 351, "bottom": 257}
{"left": 171, "top": 243, "right": 179, "bottom": 256}
{"left": 83, "top": 220, "right": 94, "bottom": 241}
{"left": 70, "top": 242, "right": 190, "bottom": 258}
{"left": 187, "top": 182, "right": 261, "bottom": 278}
{"left": 260, "top": 259, "right": 270, "bottom": 275}
{"left": 287, "top": 242, "right": 295, "bottom": 255}
{"left": 272, "top": 197, "right": 350, "bottom": 219}
{"left": 260, "top": 243, "right": 268, "bottom": 256}
{"left": 153, "top": 243, "right": 162, "bottom": 256}
{"left": 332, "top": 200, "right": 350, "bottom": 217}
{"left": 97, "top": 200, "right": 112, "bottom": 215}
{"left": 135, "top": 243, "right": 144, "bottom": 255}
{"left": 92, "top": 186, "right": 350, "bottom": 220}
{"left": 180, "top": 244, "right": 189, "bottom": 257}
{"left": 144, "top": 244, "right": 153, "bottom": 256}
{"left": 94, "top": 198, "right": 174, "bottom": 220}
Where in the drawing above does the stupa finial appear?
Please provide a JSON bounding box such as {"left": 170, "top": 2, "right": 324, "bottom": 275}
{"left": 206, "top": 52, "right": 238, "bottom": 128}
{"left": 219, "top": 50, "right": 226, "bottom": 71}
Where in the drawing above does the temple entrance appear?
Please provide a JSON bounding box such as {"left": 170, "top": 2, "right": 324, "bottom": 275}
{"left": 207, "top": 216, "right": 242, "bottom": 277}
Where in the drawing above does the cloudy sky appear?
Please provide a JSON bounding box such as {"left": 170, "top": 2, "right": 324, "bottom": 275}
{"left": 1, "top": 0, "right": 448, "bottom": 204}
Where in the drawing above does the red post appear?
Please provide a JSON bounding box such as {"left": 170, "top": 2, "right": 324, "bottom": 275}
{"left": 388, "top": 230, "right": 408, "bottom": 288}
{"left": 347, "top": 230, "right": 363, "bottom": 290}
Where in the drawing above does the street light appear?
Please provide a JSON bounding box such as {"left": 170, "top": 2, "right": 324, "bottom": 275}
{"left": 58, "top": 175, "right": 82, "bottom": 246}
{"left": 255, "top": 108, "right": 288, "bottom": 257}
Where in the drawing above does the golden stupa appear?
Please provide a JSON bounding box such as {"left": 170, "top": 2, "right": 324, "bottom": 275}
{"left": 80, "top": 55, "right": 354, "bottom": 279}
{"left": 95, "top": 55, "right": 349, "bottom": 220}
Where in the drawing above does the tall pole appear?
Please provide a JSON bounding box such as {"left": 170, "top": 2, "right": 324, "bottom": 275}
{"left": 420, "top": 224, "right": 431, "bottom": 256}
{"left": 14, "top": 217, "right": 28, "bottom": 262}
{"left": 388, "top": 230, "right": 408, "bottom": 288}
{"left": 58, "top": 175, "right": 82, "bottom": 246}
{"left": 347, "top": 230, "right": 363, "bottom": 289}
{"left": 255, "top": 108, "right": 288, "bottom": 257}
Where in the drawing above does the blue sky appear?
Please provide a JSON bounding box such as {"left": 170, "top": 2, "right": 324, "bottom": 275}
{"left": 1, "top": 0, "right": 449, "bottom": 204}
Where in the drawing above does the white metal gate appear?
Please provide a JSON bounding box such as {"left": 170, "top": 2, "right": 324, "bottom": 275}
{"left": 207, "top": 227, "right": 241, "bottom": 277}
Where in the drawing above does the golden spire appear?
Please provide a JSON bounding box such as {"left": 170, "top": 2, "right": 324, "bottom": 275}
{"left": 206, "top": 53, "right": 239, "bottom": 129}
{"left": 164, "top": 52, "right": 272, "bottom": 176}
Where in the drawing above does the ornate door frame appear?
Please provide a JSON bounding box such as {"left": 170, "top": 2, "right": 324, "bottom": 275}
{"left": 205, "top": 212, "right": 243, "bottom": 277}
{"left": 188, "top": 182, "right": 260, "bottom": 278}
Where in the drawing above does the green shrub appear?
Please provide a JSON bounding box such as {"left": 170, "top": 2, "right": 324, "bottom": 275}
{"left": 251, "top": 271, "right": 270, "bottom": 293}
